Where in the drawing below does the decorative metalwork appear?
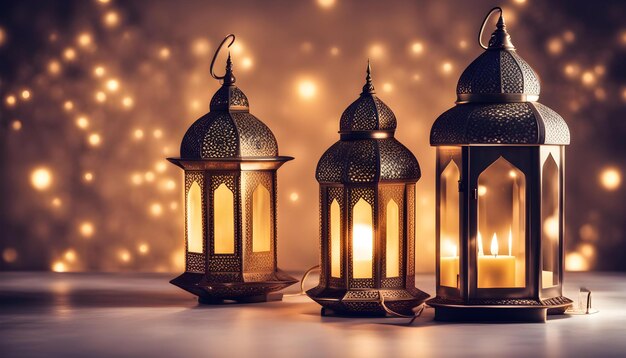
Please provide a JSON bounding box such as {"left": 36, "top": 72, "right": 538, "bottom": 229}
{"left": 169, "top": 34, "right": 296, "bottom": 303}
{"left": 307, "top": 63, "right": 429, "bottom": 316}
{"left": 427, "top": 8, "right": 572, "bottom": 322}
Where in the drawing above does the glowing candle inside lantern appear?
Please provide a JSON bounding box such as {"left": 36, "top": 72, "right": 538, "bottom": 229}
{"left": 440, "top": 240, "right": 459, "bottom": 287}
{"left": 477, "top": 233, "right": 516, "bottom": 288}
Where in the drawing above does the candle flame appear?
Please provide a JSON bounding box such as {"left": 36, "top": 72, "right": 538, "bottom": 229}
{"left": 477, "top": 231, "right": 484, "bottom": 256}
{"left": 490, "top": 233, "right": 498, "bottom": 257}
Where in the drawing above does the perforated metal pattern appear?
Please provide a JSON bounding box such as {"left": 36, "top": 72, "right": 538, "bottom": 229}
{"left": 230, "top": 112, "right": 279, "bottom": 157}
{"left": 209, "top": 85, "right": 249, "bottom": 111}
{"left": 456, "top": 49, "right": 539, "bottom": 97}
{"left": 532, "top": 103, "right": 571, "bottom": 145}
{"left": 431, "top": 102, "right": 569, "bottom": 145}
{"left": 457, "top": 50, "right": 501, "bottom": 94}
{"left": 346, "top": 140, "right": 378, "bottom": 183}
{"left": 500, "top": 51, "right": 524, "bottom": 93}
{"left": 466, "top": 103, "right": 537, "bottom": 144}
{"left": 327, "top": 186, "right": 345, "bottom": 286}
{"left": 316, "top": 139, "right": 420, "bottom": 184}
{"left": 339, "top": 95, "right": 396, "bottom": 131}
{"left": 378, "top": 139, "right": 421, "bottom": 181}
{"left": 510, "top": 51, "right": 541, "bottom": 95}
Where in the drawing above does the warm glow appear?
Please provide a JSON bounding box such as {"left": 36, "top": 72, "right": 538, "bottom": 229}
{"left": 411, "top": 42, "right": 424, "bottom": 54}
{"left": 214, "top": 183, "right": 235, "bottom": 254}
{"left": 330, "top": 46, "right": 340, "bottom": 56}
{"left": 317, "top": 0, "right": 336, "bottom": 9}
{"left": 88, "top": 133, "right": 102, "bottom": 146}
{"left": 138, "top": 243, "right": 149, "bottom": 254}
{"left": 80, "top": 222, "right": 94, "bottom": 238}
{"left": 386, "top": 199, "right": 400, "bottom": 277}
{"left": 547, "top": 38, "right": 563, "bottom": 54}
{"left": 330, "top": 199, "right": 341, "bottom": 278}
{"left": 133, "top": 129, "right": 144, "bottom": 139}
{"left": 153, "top": 129, "right": 163, "bottom": 138}
{"left": 150, "top": 203, "right": 163, "bottom": 216}
{"left": 297, "top": 80, "right": 317, "bottom": 100}
{"left": 31, "top": 167, "right": 52, "bottom": 191}
{"left": 5, "top": 95, "right": 16, "bottom": 106}
{"left": 118, "top": 249, "right": 131, "bottom": 263}
{"left": 581, "top": 71, "right": 595, "bottom": 86}
{"left": 95, "top": 91, "right": 107, "bottom": 102}
{"left": 63, "top": 100, "right": 74, "bottom": 111}
{"left": 77, "top": 33, "right": 92, "bottom": 47}
{"left": 106, "top": 79, "right": 120, "bottom": 92}
{"left": 600, "top": 167, "right": 621, "bottom": 191}
{"left": 490, "top": 233, "right": 499, "bottom": 256}
{"left": 64, "top": 250, "right": 76, "bottom": 263}
{"left": 48, "top": 60, "right": 61, "bottom": 74}
{"left": 477, "top": 231, "right": 484, "bottom": 255}
{"left": 52, "top": 261, "right": 67, "bottom": 272}
{"left": 21, "top": 90, "right": 31, "bottom": 100}
{"left": 382, "top": 82, "right": 393, "bottom": 93}
{"left": 155, "top": 162, "right": 167, "bottom": 173}
{"left": 477, "top": 185, "right": 487, "bottom": 196}
{"left": 252, "top": 184, "right": 271, "bottom": 252}
{"left": 76, "top": 116, "right": 89, "bottom": 129}
{"left": 63, "top": 47, "right": 76, "bottom": 61}
{"left": 241, "top": 57, "right": 253, "bottom": 69}
{"left": 94, "top": 66, "right": 105, "bottom": 77}
{"left": 144, "top": 171, "right": 155, "bottom": 182}
{"left": 191, "top": 38, "right": 210, "bottom": 56}
{"left": 566, "top": 252, "right": 589, "bottom": 271}
{"left": 159, "top": 47, "right": 171, "bottom": 59}
{"left": 51, "top": 197, "right": 62, "bottom": 208}
{"left": 289, "top": 192, "right": 299, "bottom": 202}
{"left": 187, "top": 182, "right": 203, "bottom": 253}
{"left": 441, "top": 62, "right": 453, "bottom": 74}
{"left": 84, "top": 172, "right": 94, "bottom": 182}
{"left": 104, "top": 11, "right": 119, "bottom": 27}
{"left": 543, "top": 215, "right": 560, "bottom": 239}
{"left": 369, "top": 43, "right": 385, "bottom": 59}
{"left": 352, "top": 198, "right": 373, "bottom": 279}
{"left": 12, "top": 120, "right": 22, "bottom": 131}
{"left": 3, "top": 248, "right": 18, "bottom": 263}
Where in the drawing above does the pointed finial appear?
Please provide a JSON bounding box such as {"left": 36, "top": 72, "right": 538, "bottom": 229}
{"left": 361, "top": 59, "right": 376, "bottom": 95}
{"left": 478, "top": 7, "right": 515, "bottom": 50}
{"left": 223, "top": 52, "right": 236, "bottom": 85}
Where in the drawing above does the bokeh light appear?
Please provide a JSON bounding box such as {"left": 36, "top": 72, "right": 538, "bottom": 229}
{"left": 600, "top": 167, "right": 621, "bottom": 191}
{"left": 297, "top": 80, "right": 317, "bottom": 100}
{"left": 30, "top": 167, "right": 52, "bottom": 191}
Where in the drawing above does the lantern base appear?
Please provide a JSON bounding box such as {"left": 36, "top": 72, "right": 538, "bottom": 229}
{"left": 306, "top": 286, "right": 429, "bottom": 317}
{"left": 427, "top": 296, "right": 573, "bottom": 323}
{"left": 171, "top": 269, "right": 297, "bottom": 304}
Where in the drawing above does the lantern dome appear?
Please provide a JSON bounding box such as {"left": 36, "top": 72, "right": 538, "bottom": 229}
{"left": 316, "top": 63, "right": 420, "bottom": 184}
{"left": 180, "top": 55, "right": 279, "bottom": 159}
{"left": 431, "top": 12, "right": 570, "bottom": 146}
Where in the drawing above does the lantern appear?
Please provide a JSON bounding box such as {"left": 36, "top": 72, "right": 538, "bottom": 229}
{"left": 306, "top": 63, "right": 429, "bottom": 316}
{"left": 426, "top": 8, "right": 573, "bottom": 322}
{"left": 168, "top": 35, "right": 297, "bottom": 303}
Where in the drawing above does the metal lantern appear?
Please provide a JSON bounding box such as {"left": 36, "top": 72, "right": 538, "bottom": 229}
{"left": 306, "top": 63, "right": 429, "bottom": 316}
{"left": 168, "top": 35, "right": 296, "bottom": 303}
{"left": 426, "top": 8, "right": 572, "bottom": 322}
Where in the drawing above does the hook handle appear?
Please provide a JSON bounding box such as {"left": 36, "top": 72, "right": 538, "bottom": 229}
{"left": 478, "top": 7, "right": 503, "bottom": 49}
{"left": 210, "top": 34, "right": 236, "bottom": 80}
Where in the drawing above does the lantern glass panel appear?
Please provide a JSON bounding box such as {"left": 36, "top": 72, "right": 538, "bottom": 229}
{"left": 252, "top": 184, "right": 271, "bottom": 253}
{"left": 386, "top": 199, "right": 400, "bottom": 278}
{"left": 541, "top": 151, "right": 560, "bottom": 288}
{"left": 352, "top": 198, "right": 373, "bottom": 279}
{"left": 214, "top": 183, "right": 235, "bottom": 254}
{"left": 477, "top": 157, "right": 526, "bottom": 288}
{"left": 440, "top": 160, "right": 460, "bottom": 288}
{"left": 330, "top": 199, "right": 341, "bottom": 278}
{"left": 187, "top": 181, "right": 203, "bottom": 253}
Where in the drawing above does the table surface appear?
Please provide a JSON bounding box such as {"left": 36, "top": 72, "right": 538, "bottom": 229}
{"left": 0, "top": 271, "right": 624, "bottom": 357}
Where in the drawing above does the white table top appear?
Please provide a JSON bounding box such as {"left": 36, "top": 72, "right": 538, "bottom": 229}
{"left": 0, "top": 272, "right": 624, "bottom": 357}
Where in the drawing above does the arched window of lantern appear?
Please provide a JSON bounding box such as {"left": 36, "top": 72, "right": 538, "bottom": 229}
{"left": 330, "top": 199, "right": 341, "bottom": 278}
{"left": 252, "top": 184, "right": 271, "bottom": 252}
{"left": 386, "top": 199, "right": 400, "bottom": 278}
{"left": 187, "top": 181, "right": 203, "bottom": 253}
{"left": 352, "top": 198, "right": 373, "bottom": 279}
{"left": 477, "top": 157, "right": 526, "bottom": 288}
{"left": 214, "top": 183, "right": 235, "bottom": 254}
{"left": 440, "top": 160, "right": 460, "bottom": 288}
{"left": 541, "top": 151, "right": 560, "bottom": 288}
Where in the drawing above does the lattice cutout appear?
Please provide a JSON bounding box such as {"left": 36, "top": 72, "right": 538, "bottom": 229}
{"left": 184, "top": 171, "right": 206, "bottom": 273}
{"left": 230, "top": 112, "right": 278, "bottom": 157}
{"left": 533, "top": 103, "right": 571, "bottom": 145}
{"left": 207, "top": 174, "right": 241, "bottom": 273}
{"left": 242, "top": 171, "right": 275, "bottom": 275}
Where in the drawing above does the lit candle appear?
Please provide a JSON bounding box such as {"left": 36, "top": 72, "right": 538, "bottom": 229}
{"left": 477, "top": 233, "right": 516, "bottom": 288}
{"left": 440, "top": 239, "right": 459, "bottom": 288}
{"left": 353, "top": 223, "right": 373, "bottom": 278}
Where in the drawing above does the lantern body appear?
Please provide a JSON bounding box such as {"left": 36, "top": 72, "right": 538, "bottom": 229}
{"left": 307, "top": 66, "right": 429, "bottom": 316}
{"left": 168, "top": 57, "right": 296, "bottom": 303}
{"left": 427, "top": 15, "right": 572, "bottom": 322}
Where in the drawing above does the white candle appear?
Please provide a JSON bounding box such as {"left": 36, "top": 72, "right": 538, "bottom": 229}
{"left": 477, "top": 233, "right": 516, "bottom": 288}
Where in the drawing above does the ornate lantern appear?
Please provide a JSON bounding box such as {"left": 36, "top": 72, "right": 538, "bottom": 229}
{"left": 168, "top": 35, "right": 297, "bottom": 303}
{"left": 426, "top": 8, "right": 573, "bottom": 322}
{"left": 306, "top": 63, "right": 429, "bottom": 316}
